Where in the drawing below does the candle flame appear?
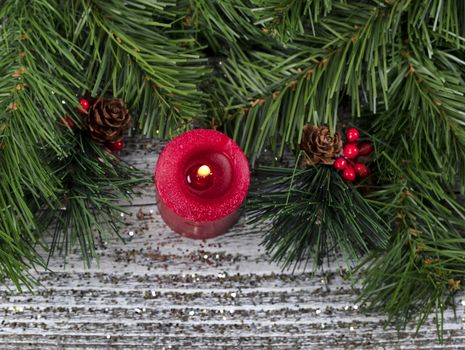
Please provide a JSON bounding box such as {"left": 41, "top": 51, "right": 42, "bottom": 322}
{"left": 197, "top": 165, "right": 212, "bottom": 177}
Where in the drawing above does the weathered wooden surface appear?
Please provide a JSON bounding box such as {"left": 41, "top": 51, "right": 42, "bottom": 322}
{"left": 0, "top": 139, "right": 464, "bottom": 349}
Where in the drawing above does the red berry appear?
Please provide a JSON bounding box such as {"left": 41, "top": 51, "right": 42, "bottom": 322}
{"left": 60, "top": 116, "right": 76, "bottom": 129}
{"left": 333, "top": 157, "right": 348, "bottom": 171}
{"left": 79, "top": 98, "right": 90, "bottom": 110}
{"left": 343, "top": 166, "right": 356, "bottom": 182}
{"left": 343, "top": 144, "right": 359, "bottom": 159}
{"left": 354, "top": 163, "right": 369, "bottom": 178}
{"left": 79, "top": 98, "right": 90, "bottom": 114}
{"left": 358, "top": 142, "right": 374, "bottom": 156}
{"left": 107, "top": 139, "right": 125, "bottom": 152}
{"left": 346, "top": 128, "right": 360, "bottom": 143}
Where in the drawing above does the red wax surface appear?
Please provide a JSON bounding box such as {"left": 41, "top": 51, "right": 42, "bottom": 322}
{"left": 155, "top": 129, "right": 250, "bottom": 239}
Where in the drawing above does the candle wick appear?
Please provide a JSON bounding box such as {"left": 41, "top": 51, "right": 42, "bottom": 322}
{"left": 197, "top": 165, "right": 212, "bottom": 177}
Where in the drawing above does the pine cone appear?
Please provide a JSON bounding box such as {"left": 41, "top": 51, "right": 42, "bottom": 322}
{"left": 300, "top": 124, "right": 342, "bottom": 165}
{"left": 86, "top": 98, "right": 131, "bottom": 143}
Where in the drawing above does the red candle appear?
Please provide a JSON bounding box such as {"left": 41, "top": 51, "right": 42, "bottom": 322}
{"left": 155, "top": 129, "right": 250, "bottom": 239}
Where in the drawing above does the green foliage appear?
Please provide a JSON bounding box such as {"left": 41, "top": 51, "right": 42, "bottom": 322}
{"left": 252, "top": 0, "right": 343, "bottom": 42}
{"left": 351, "top": 2, "right": 465, "bottom": 334}
{"left": 37, "top": 134, "right": 148, "bottom": 266}
{"left": 78, "top": 0, "right": 210, "bottom": 138}
{"left": 1, "top": 0, "right": 465, "bottom": 342}
{"left": 189, "top": 0, "right": 264, "bottom": 51}
{"left": 211, "top": 0, "right": 465, "bottom": 165}
{"left": 357, "top": 168, "right": 465, "bottom": 340}
{"left": 248, "top": 164, "right": 390, "bottom": 269}
{"left": 0, "top": 0, "right": 152, "bottom": 285}
{"left": 0, "top": 0, "right": 85, "bottom": 288}
{"left": 214, "top": 1, "right": 397, "bottom": 163}
{"left": 372, "top": 44, "right": 465, "bottom": 189}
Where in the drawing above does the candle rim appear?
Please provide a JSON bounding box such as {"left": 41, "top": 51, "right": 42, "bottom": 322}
{"left": 155, "top": 129, "right": 250, "bottom": 222}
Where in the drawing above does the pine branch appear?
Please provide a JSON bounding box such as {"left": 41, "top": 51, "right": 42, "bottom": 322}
{"left": 407, "top": 0, "right": 465, "bottom": 42}
{"left": 76, "top": 0, "right": 209, "bottom": 138}
{"left": 370, "top": 30, "right": 465, "bottom": 190}
{"left": 0, "top": 0, "right": 87, "bottom": 288}
{"left": 37, "top": 134, "right": 148, "bottom": 266}
{"left": 248, "top": 164, "right": 390, "bottom": 269}
{"left": 357, "top": 175, "right": 465, "bottom": 341}
{"left": 188, "top": 0, "right": 265, "bottom": 52}
{"left": 212, "top": 1, "right": 396, "bottom": 163}
{"left": 358, "top": 38, "right": 465, "bottom": 334}
{"left": 0, "top": 0, "right": 151, "bottom": 284}
{"left": 211, "top": 1, "right": 465, "bottom": 166}
{"left": 252, "top": 0, "right": 342, "bottom": 42}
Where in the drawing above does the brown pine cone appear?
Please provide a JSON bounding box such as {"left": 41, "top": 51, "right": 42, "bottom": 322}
{"left": 300, "top": 124, "right": 342, "bottom": 166}
{"left": 86, "top": 98, "right": 131, "bottom": 143}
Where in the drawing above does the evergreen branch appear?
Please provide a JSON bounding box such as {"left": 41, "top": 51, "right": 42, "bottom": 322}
{"left": 371, "top": 40, "right": 465, "bottom": 191}
{"left": 248, "top": 164, "right": 390, "bottom": 269}
{"left": 407, "top": 0, "right": 465, "bottom": 43}
{"left": 252, "top": 0, "right": 342, "bottom": 42}
{"left": 188, "top": 0, "right": 265, "bottom": 52}
{"left": 356, "top": 20, "right": 465, "bottom": 329}
{"left": 77, "top": 0, "right": 210, "bottom": 138}
{"left": 0, "top": 0, "right": 151, "bottom": 284}
{"left": 37, "top": 134, "right": 148, "bottom": 266}
{"left": 213, "top": 1, "right": 397, "bottom": 163}
{"left": 357, "top": 176, "right": 465, "bottom": 341}
{"left": 212, "top": 1, "right": 465, "bottom": 166}
{"left": 0, "top": 0, "right": 88, "bottom": 288}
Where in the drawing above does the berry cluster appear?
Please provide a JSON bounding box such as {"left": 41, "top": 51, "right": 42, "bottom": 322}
{"left": 60, "top": 98, "right": 125, "bottom": 152}
{"left": 333, "top": 128, "right": 373, "bottom": 182}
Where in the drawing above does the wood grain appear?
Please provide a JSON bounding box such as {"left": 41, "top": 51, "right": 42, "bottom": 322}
{"left": 0, "top": 139, "right": 464, "bottom": 350}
